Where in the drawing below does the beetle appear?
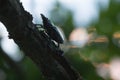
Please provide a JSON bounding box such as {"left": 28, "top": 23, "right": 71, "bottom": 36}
{"left": 40, "top": 14, "right": 64, "bottom": 47}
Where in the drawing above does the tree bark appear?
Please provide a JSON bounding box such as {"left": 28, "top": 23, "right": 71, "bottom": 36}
{"left": 0, "top": 0, "right": 82, "bottom": 80}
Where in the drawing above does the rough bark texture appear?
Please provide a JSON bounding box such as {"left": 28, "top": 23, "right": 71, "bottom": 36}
{"left": 0, "top": 0, "right": 82, "bottom": 80}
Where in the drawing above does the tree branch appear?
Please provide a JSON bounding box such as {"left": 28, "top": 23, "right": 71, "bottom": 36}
{"left": 0, "top": 0, "right": 82, "bottom": 80}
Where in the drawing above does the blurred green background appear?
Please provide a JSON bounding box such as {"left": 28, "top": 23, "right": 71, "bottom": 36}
{"left": 0, "top": 0, "right": 120, "bottom": 80}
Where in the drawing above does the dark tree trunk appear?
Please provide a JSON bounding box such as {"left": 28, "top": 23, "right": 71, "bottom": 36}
{"left": 0, "top": 0, "right": 82, "bottom": 80}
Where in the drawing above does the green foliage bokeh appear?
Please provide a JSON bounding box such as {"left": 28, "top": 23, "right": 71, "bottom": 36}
{"left": 0, "top": 0, "right": 120, "bottom": 80}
